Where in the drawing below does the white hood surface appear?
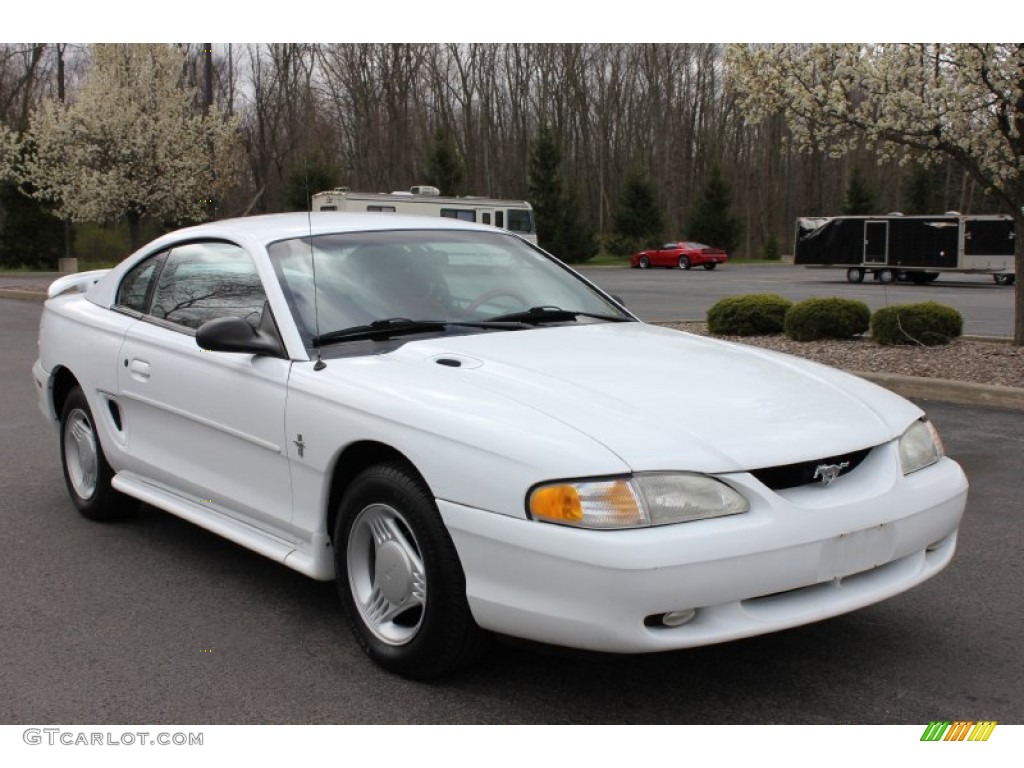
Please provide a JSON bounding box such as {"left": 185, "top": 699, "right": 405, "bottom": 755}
{"left": 383, "top": 322, "right": 922, "bottom": 474}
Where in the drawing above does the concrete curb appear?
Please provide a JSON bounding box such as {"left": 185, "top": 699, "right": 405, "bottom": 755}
{"left": 0, "top": 288, "right": 47, "bottom": 303}
{"left": 853, "top": 371, "right": 1024, "bottom": 411}
{"left": 5, "top": 290, "right": 1024, "bottom": 411}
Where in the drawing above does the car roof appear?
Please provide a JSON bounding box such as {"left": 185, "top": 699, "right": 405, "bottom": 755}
{"left": 161, "top": 211, "right": 501, "bottom": 247}
{"left": 84, "top": 212, "right": 518, "bottom": 311}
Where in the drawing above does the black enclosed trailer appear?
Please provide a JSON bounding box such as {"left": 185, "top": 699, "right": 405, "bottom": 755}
{"left": 794, "top": 214, "right": 1016, "bottom": 285}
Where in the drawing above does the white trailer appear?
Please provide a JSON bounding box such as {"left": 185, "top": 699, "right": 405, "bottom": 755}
{"left": 311, "top": 186, "right": 538, "bottom": 245}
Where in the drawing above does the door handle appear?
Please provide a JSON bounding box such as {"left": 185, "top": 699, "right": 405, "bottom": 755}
{"left": 127, "top": 358, "right": 151, "bottom": 381}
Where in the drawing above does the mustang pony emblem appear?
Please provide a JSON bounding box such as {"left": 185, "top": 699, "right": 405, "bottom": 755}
{"left": 814, "top": 461, "right": 850, "bottom": 486}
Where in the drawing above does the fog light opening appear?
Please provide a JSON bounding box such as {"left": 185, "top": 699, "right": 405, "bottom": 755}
{"left": 644, "top": 609, "right": 697, "bottom": 628}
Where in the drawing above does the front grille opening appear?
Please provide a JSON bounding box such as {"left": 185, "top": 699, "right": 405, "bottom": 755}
{"left": 750, "top": 447, "right": 872, "bottom": 491}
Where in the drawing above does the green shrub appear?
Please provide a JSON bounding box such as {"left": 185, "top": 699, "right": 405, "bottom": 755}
{"left": 762, "top": 234, "right": 782, "bottom": 261}
{"left": 707, "top": 294, "right": 793, "bottom": 336}
{"left": 871, "top": 301, "right": 964, "bottom": 346}
{"left": 784, "top": 297, "right": 871, "bottom": 341}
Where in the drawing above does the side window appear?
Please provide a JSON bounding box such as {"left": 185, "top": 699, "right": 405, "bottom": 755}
{"left": 149, "top": 242, "right": 266, "bottom": 331}
{"left": 117, "top": 252, "right": 166, "bottom": 312}
{"left": 440, "top": 208, "right": 475, "bottom": 222}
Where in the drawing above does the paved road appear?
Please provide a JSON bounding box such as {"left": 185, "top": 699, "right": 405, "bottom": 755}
{"left": 2, "top": 298, "right": 1022, "bottom": 724}
{"left": 578, "top": 264, "right": 1015, "bottom": 337}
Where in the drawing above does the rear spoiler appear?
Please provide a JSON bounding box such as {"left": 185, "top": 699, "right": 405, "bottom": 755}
{"left": 47, "top": 269, "right": 110, "bottom": 299}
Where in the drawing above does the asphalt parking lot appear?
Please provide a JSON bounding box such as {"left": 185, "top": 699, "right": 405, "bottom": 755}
{"left": 577, "top": 264, "right": 1015, "bottom": 337}
{"left": 2, "top": 297, "right": 1022, "bottom": 725}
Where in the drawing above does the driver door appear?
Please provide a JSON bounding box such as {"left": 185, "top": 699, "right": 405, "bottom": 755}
{"left": 115, "top": 240, "right": 294, "bottom": 531}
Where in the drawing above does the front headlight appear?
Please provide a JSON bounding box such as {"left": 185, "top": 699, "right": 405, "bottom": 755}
{"left": 899, "top": 418, "right": 944, "bottom": 475}
{"left": 528, "top": 473, "right": 749, "bottom": 529}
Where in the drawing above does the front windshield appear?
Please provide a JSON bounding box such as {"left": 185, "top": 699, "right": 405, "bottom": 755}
{"left": 268, "top": 229, "right": 628, "bottom": 345}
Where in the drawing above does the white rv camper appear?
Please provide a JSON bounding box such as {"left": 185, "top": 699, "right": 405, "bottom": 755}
{"left": 311, "top": 186, "right": 538, "bottom": 245}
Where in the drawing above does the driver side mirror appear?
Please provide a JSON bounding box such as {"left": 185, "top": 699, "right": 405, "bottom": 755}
{"left": 196, "top": 315, "right": 285, "bottom": 357}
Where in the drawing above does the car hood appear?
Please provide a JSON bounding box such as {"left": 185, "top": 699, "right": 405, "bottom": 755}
{"left": 384, "top": 322, "right": 921, "bottom": 474}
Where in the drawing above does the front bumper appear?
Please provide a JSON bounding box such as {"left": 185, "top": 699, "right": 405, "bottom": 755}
{"left": 439, "top": 447, "right": 968, "bottom": 653}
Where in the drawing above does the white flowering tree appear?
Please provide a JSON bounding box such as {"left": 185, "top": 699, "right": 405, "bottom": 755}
{"left": 0, "top": 122, "right": 18, "bottom": 177}
{"left": 726, "top": 44, "right": 1024, "bottom": 344}
{"left": 19, "top": 44, "right": 240, "bottom": 251}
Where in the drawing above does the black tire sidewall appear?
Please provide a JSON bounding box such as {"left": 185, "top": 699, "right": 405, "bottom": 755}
{"left": 334, "top": 463, "right": 481, "bottom": 678}
{"left": 59, "top": 387, "right": 129, "bottom": 520}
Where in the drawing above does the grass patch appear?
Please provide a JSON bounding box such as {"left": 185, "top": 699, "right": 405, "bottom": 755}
{"left": 584, "top": 253, "right": 632, "bottom": 267}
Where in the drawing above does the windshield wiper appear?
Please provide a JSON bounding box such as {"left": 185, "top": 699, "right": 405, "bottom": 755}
{"left": 487, "top": 306, "right": 633, "bottom": 325}
{"left": 312, "top": 318, "right": 524, "bottom": 347}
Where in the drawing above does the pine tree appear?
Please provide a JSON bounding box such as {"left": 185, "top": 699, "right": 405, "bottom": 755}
{"left": 903, "top": 163, "right": 941, "bottom": 215}
{"left": 686, "top": 166, "right": 743, "bottom": 252}
{"left": 527, "top": 125, "right": 563, "bottom": 250}
{"left": 423, "top": 126, "right": 464, "bottom": 196}
{"left": 557, "top": 187, "right": 597, "bottom": 264}
{"left": 762, "top": 232, "right": 781, "bottom": 261}
{"left": 612, "top": 170, "right": 664, "bottom": 253}
{"left": 527, "top": 125, "right": 596, "bottom": 263}
{"left": 283, "top": 152, "right": 340, "bottom": 211}
{"left": 841, "top": 165, "right": 880, "bottom": 215}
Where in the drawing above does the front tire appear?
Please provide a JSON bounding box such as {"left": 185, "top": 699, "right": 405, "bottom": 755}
{"left": 678, "top": 255, "right": 691, "bottom": 270}
{"left": 59, "top": 386, "right": 136, "bottom": 521}
{"left": 638, "top": 256, "right": 650, "bottom": 269}
{"left": 334, "top": 463, "right": 487, "bottom": 679}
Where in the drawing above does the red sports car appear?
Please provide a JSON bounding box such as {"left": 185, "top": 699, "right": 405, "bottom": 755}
{"left": 629, "top": 241, "right": 729, "bottom": 270}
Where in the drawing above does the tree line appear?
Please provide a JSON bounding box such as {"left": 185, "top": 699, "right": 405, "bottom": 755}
{"left": 0, "top": 42, "right": 1006, "bottom": 270}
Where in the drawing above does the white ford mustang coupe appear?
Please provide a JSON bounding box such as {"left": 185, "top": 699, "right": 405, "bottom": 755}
{"left": 33, "top": 213, "right": 968, "bottom": 678}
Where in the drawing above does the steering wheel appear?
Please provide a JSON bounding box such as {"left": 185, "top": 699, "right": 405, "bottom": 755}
{"left": 466, "top": 289, "right": 529, "bottom": 315}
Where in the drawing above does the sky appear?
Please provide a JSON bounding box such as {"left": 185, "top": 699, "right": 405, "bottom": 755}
{"left": 2, "top": 2, "right": 998, "bottom": 43}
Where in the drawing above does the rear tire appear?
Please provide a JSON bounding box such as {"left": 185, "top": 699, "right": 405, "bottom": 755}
{"left": 877, "top": 269, "right": 896, "bottom": 284}
{"left": 334, "top": 463, "right": 488, "bottom": 679}
{"left": 702, "top": 263, "right": 717, "bottom": 270}
{"left": 846, "top": 268, "right": 865, "bottom": 284}
{"left": 59, "top": 386, "right": 136, "bottom": 521}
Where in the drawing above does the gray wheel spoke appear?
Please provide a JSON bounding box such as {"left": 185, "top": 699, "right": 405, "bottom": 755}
{"left": 370, "top": 512, "right": 421, "bottom": 573}
{"left": 65, "top": 410, "right": 98, "bottom": 499}
{"left": 347, "top": 503, "right": 427, "bottom": 646}
{"left": 364, "top": 581, "right": 424, "bottom": 625}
